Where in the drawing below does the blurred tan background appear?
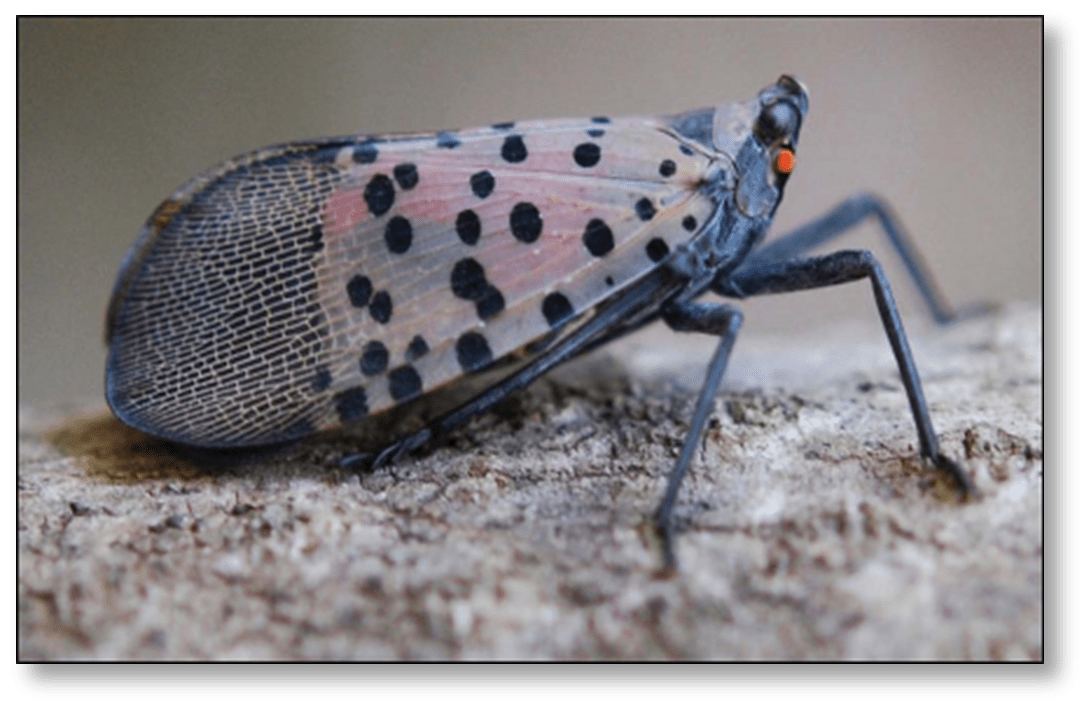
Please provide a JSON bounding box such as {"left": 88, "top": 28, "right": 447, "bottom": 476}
{"left": 18, "top": 18, "right": 1041, "bottom": 405}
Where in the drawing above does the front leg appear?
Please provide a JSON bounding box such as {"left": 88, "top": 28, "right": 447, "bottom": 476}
{"left": 729, "top": 249, "right": 976, "bottom": 497}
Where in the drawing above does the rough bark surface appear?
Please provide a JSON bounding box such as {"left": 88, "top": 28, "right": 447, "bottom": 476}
{"left": 18, "top": 303, "right": 1041, "bottom": 660}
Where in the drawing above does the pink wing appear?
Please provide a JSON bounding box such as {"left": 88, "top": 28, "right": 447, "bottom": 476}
{"left": 106, "top": 115, "right": 720, "bottom": 447}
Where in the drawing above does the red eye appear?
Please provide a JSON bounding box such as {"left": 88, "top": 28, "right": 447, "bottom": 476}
{"left": 775, "top": 149, "right": 795, "bottom": 174}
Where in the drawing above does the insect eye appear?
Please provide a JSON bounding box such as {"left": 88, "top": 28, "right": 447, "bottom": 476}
{"left": 756, "top": 101, "right": 799, "bottom": 147}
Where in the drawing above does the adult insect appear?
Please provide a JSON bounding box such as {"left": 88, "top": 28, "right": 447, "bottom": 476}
{"left": 105, "top": 76, "right": 974, "bottom": 568}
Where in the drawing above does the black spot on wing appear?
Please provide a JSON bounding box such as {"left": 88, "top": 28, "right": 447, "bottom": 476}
{"left": 451, "top": 258, "right": 489, "bottom": 301}
{"left": 635, "top": 197, "right": 657, "bottom": 221}
{"left": 451, "top": 258, "right": 505, "bottom": 321}
{"left": 384, "top": 216, "right": 413, "bottom": 254}
{"left": 437, "top": 132, "right": 461, "bottom": 149}
{"left": 470, "top": 170, "right": 495, "bottom": 199}
{"left": 582, "top": 219, "right": 614, "bottom": 257}
{"left": 542, "top": 292, "right": 574, "bottom": 328}
{"left": 646, "top": 237, "right": 670, "bottom": 263}
{"left": 353, "top": 141, "right": 379, "bottom": 164}
{"left": 501, "top": 135, "right": 528, "bottom": 163}
{"left": 363, "top": 174, "right": 394, "bottom": 216}
{"left": 475, "top": 287, "right": 505, "bottom": 320}
{"left": 573, "top": 143, "right": 601, "bottom": 168}
{"left": 456, "top": 210, "right": 481, "bottom": 245}
{"left": 456, "top": 332, "right": 493, "bottom": 373}
{"left": 369, "top": 291, "right": 392, "bottom": 324}
{"left": 393, "top": 163, "right": 418, "bottom": 190}
{"left": 388, "top": 365, "right": 422, "bottom": 402}
{"left": 360, "top": 340, "right": 389, "bottom": 376}
{"left": 405, "top": 335, "right": 429, "bottom": 361}
{"left": 336, "top": 387, "right": 369, "bottom": 423}
{"left": 346, "top": 274, "right": 373, "bottom": 308}
{"left": 509, "top": 202, "right": 542, "bottom": 243}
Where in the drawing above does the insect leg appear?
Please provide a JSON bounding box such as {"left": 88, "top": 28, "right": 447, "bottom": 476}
{"left": 714, "top": 193, "right": 962, "bottom": 324}
{"left": 654, "top": 299, "right": 744, "bottom": 571}
{"left": 729, "top": 248, "right": 976, "bottom": 498}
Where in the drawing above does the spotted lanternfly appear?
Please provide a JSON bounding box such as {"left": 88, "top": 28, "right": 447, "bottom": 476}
{"left": 105, "top": 76, "right": 975, "bottom": 568}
